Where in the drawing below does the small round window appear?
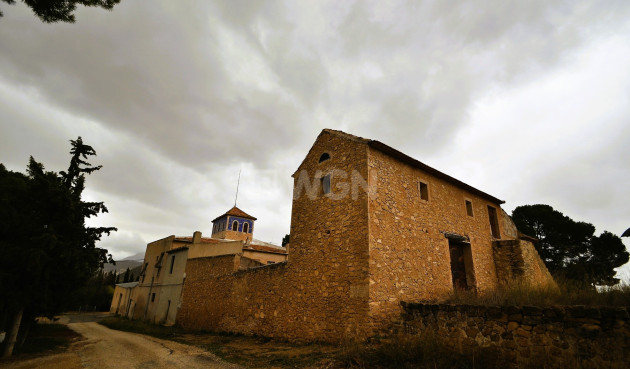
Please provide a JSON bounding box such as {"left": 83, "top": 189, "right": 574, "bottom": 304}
{"left": 319, "top": 153, "right": 330, "bottom": 163}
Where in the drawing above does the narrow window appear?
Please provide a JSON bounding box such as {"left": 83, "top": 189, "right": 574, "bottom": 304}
{"left": 243, "top": 223, "right": 249, "bottom": 233}
{"left": 169, "top": 255, "right": 175, "bottom": 274}
{"left": 465, "top": 200, "right": 473, "bottom": 217}
{"left": 319, "top": 153, "right": 330, "bottom": 163}
{"left": 487, "top": 206, "right": 500, "bottom": 238}
{"left": 418, "top": 181, "right": 429, "bottom": 201}
{"left": 156, "top": 253, "right": 163, "bottom": 277}
{"left": 232, "top": 220, "right": 238, "bottom": 231}
{"left": 151, "top": 293, "right": 156, "bottom": 302}
{"left": 141, "top": 263, "right": 148, "bottom": 283}
{"left": 321, "top": 174, "right": 331, "bottom": 195}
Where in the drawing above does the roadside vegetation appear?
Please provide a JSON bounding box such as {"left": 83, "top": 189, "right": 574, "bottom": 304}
{"left": 338, "top": 332, "right": 485, "bottom": 369}
{"left": 446, "top": 278, "right": 630, "bottom": 307}
{"left": 1, "top": 138, "right": 116, "bottom": 357}
{"left": 99, "top": 316, "right": 181, "bottom": 339}
{"left": 98, "top": 316, "right": 559, "bottom": 368}
{"left": 98, "top": 316, "right": 565, "bottom": 368}
{"left": 0, "top": 323, "right": 80, "bottom": 364}
{"left": 99, "top": 316, "right": 336, "bottom": 368}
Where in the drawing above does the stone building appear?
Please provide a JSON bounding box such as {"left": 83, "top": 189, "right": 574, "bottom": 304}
{"left": 175, "top": 129, "right": 555, "bottom": 342}
{"left": 109, "top": 207, "right": 288, "bottom": 325}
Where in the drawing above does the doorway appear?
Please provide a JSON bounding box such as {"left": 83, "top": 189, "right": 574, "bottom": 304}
{"left": 448, "top": 240, "right": 475, "bottom": 291}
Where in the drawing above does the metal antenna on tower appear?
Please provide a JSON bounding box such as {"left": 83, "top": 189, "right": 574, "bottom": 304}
{"left": 234, "top": 169, "right": 241, "bottom": 207}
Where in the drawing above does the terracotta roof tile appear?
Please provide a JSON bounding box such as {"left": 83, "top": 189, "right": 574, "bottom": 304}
{"left": 212, "top": 206, "right": 257, "bottom": 222}
{"left": 245, "top": 243, "right": 288, "bottom": 254}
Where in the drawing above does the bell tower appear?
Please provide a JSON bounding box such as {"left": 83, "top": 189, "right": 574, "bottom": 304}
{"left": 211, "top": 206, "right": 256, "bottom": 242}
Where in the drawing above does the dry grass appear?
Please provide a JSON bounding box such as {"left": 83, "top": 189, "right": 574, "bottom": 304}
{"left": 445, "top": 279, "right": 630, "bottom": 307}
{"left": 99, "top": 316, "right": 337, "bottom": 368}
{"left": 335, "top": 332, "right": 508, "bottom": 369}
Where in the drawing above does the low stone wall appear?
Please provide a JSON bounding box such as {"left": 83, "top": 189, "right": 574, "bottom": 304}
{"left": 176, "top": 254, "right": 371, "bottom": 342}
{"left": 400, "top": 302, "right": 630, "bottom": 368}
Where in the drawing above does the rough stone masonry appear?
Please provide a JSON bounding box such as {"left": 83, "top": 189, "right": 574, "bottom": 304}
{"left": 176, "top": 129, "right": 555, "bottom": 342}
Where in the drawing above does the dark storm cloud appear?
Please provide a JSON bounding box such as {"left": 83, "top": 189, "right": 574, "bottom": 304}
{"left": 0, "top": 1, "right": 303, "bottom": 171}
{"left": 2, "top": 0, "right": 628, "bottom": 163}
{"left": 1, "top": 0, "right": 629, "bottom": 264}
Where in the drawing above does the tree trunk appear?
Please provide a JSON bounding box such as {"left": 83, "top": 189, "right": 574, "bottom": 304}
{"left": 17, "top": 314, "right": 32, "bottom": 349}
{"left": 2, "top": 308, "right": 23, "bottom": 358}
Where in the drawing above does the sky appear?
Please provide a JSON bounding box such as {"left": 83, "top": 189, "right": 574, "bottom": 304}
{"left": 0, "top": 1, "right": 628, "bottom": 278}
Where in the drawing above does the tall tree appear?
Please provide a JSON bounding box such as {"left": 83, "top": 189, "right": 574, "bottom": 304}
{"left": 0, "top": 137, "right": 115, "bottom": 357}
{"left": 0, "top": 0, "right": 120, "bottom": 22}
{"left": 512, "top": 204, "right": 629, "bottom": 285}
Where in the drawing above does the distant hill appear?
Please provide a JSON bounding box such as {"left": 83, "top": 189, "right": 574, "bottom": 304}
{"left": 121, "top": 252, "right": 145, "bottom": 261}
{"left": 103, "top": 259, "right": 143, "bottom": 273}
{"left": 103, "top": 251, "right": 143, "bottom": 271}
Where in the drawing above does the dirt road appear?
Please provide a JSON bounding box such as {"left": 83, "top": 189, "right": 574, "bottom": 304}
{"left": 4, "top": 321, "right": 242, "bottom": 369}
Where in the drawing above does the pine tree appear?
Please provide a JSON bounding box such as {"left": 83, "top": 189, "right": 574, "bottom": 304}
{"left": 0, "top": 137, "right": 116, "bottom": 357}
{"left": 512, "top": 204, "right": 629, "bottom": 285}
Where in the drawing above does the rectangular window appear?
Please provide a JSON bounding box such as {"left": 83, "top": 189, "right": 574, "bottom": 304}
{"left": 156, "top": 253, "right": 164, "bottom": 277}
{"left": 321, "top": 174, "right": 331, "bottom": 195}
{"left": 418, "top": 181, "right": 429, "bottom": 201}
{"left": 151, "top": 293, "right": 156, "bottom": 302}
{"left": 487, "top": 205, "right": 500, "bottom": 238}
{"left": 465, "top": 200, "right": 473, "bottom": 217}
{"left": 169, "top": 255, "right": 175, "bottom": 274}
{"left": 141, "top": 263, "right": 148, "bottom": 283}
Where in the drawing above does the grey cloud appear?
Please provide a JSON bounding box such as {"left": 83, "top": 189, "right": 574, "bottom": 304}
{"left": 0, "top": 1, "right": 303, "bottom": 172}
{"left": 2, "top": 0, "right": 630, "bottom": 270}
{"left": 96, "top": 231, "right": 147, "bottom": 258}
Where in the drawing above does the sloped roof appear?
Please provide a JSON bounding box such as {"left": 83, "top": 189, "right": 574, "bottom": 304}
{"left": 212, "top": 206, "right": 257, "bottom": 222}
{"left": 115, "top": 281, "right": 138, "bottom": 289}
{"left": 173, "top": 237, "right": 225, "bottom": 244}
{"left": 245, "top": 243, "right": 288, "bottom": 255}
{"left": 294, "top": 128, "right": 504, "bottom": 205}
{"left": 172, "top": 235, "right": 287, "bottom": 255}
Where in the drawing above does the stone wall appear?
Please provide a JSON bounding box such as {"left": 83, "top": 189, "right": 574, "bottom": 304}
{"left": 500, "top": 208, "right": 519, "bottom": 239}
{"left": 177, "top": 131, "right": 373, "bottom": 342}
{"left": 400, "top": 302, "right": 630, "bottom": 368}
{"left": 176, "top": 129, "right": 556, "bottom": 343}
{"left": 518, "top": 239, "right": 556, "bottom": 287}
{"left": 493, "top": 239, "right": 556, "bottom": 288}
{"left": 366, "top": 146, "right": 506, "bottom": 329}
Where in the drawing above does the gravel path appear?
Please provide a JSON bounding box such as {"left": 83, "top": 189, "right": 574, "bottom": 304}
{"left": 4, "top": 321, "right": 242, "bottom": 369}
